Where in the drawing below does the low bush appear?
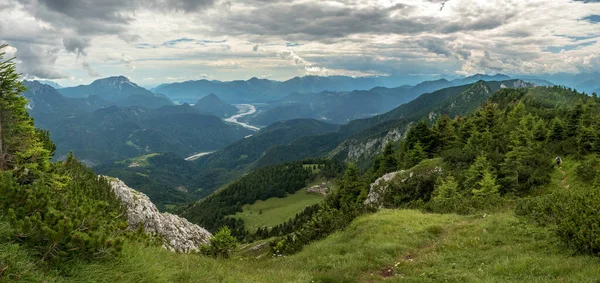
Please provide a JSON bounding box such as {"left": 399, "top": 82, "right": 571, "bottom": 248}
{"left": 517, "top": 188, "right": 600, "bottom": 255}
{"left": 0, "top": 155, "right": 128, "bottom": 262}
{"left": 200, "top": 226, "right": 237, "bottom": 258}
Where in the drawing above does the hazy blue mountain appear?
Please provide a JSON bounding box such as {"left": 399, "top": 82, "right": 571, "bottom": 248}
{"left": 576, "top": 79, "right": 600, "bottom": 94}
{"left": 193, "top": 93, "right": 239, "bottom": 118}
{"left": 534, "top": 72, "right": 600, "bottom": 93}
{"left": 246, "top": 75, "right": 510, "bottom": 126}
{"left": 21, "top": 80, "right": 110, "bottom": 127}
{"left": 50, "top": 105, "right": 253, "bottom": 165}
{"left": 59, "top": 76, "right": 173, "bottom": 108}
{"left": 153, "top": 75, "right": 393, "bottom": 104}
{"left": 249, "top": 90, "right": 386, "bottom": 125}
{"left": 35, "top": 79, "right": 62, "bottom": 89}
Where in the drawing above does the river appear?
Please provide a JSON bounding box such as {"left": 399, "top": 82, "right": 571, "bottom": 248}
{"left": 224, "top": 104, "right": 260, "bottom": 131}
{"left": 185, "top": 104, "right": 259, "bottom": 161}
{"left": 184, "top": 151, "right": 215, "bottom": 161}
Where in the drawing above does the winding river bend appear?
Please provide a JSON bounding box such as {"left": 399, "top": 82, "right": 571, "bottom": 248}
{"left": 185, "top": 104, "right": 260, "bottom": 161}
{"left": 224, "top": 104, "right": 260, "bottom": 131}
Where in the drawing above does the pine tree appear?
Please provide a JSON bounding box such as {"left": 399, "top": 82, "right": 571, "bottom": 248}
{"left": 432, "top": 175, "right": 459, "bottom": 201}
{"left": 472, "top": 170, "right": 500, "bottom": 196}
{"left": 338, "top": 163, "right": 365, "bottom": 208}
{"left": 380, "top": 142, "right": 398, "bottom": 175}
{"left": 465, "top": 155, "right": 493, "bottom": 192}
{"left": 433, "top": 115, "right": 456, "bottom": 151}
{"left": 0, "top": 44, "right": 51, "bottom": 179}
{"left": 549, "top": 118, "right": 565, "bottom": 142}
{"left": 578, "top": 126, "right": 596, "bottom": 154}
{"left": 407, "top": 142, "right": 426, "bottom": 167}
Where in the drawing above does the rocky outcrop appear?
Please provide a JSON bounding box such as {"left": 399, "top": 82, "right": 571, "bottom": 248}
{"left": 108, "top": 178, "right": 212, "bottom": 253}
{"left": 343, "top": 126, "right": 406, "bottom": 162}
{"left": 365, "top": 162, "right": 444, "bottom": 209}
{"left": 364, "top": 171, "right": 403, "bottom": 208}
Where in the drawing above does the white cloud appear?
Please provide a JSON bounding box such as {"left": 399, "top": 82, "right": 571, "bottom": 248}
{"left": 1, "top": 0, "right": 599, "bottom": 85}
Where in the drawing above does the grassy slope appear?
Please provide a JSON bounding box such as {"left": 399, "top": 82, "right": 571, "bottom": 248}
{"left": 4, "top": 208, "right": 600, "bottom": 282}
{"left": 232, "top": 189, "right": 324, "bottom": 232}
{"left": 3, "top": 159, "right": 600, "bottom": 282}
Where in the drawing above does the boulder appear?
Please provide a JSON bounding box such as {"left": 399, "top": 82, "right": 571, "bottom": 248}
{"left": 108, "top": 178, "right": 212, "bottom": 253}
{"left": 364, "top": 171, "right": 403, "bottom": 208}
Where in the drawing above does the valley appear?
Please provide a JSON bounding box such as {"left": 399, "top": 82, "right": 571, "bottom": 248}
{"left": 2, "top": 3, "right": 600, "bottom": 279}
{"left": 224, "top": 104, "right": 260, "bottom": 131}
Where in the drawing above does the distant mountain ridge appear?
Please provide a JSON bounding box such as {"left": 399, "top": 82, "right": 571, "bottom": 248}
{"left": 20, "top": 81, "right": 253, "bottom": 165}
{"left": 59, "top": 76, "right": 173, "bottom": 109}
{"left": 154, "top": 74, "right": 521, "bottom": 104}
{"left": 245, "top": 74, "right": 531, "bottom": 126}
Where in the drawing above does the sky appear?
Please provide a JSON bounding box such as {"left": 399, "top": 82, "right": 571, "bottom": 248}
{"left": 1, "top": 0, "right": 599, "bottom": 87}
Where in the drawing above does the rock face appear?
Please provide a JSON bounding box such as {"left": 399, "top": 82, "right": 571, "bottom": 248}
{"left": 364, "top": 171, "right": 403, "bottom": 208}
{"left": 108, "top": 178, "right": 212, "bottom": 253}
{"left": 365, "top": 164, "right": 443, "bottom": 209}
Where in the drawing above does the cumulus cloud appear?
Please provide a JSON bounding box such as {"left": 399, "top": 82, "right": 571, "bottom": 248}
{"left": 2, "top": 0, "right": 600, "bottom": 82}
{"left": 82, "top": 61, "right": 101, "bottom": 77}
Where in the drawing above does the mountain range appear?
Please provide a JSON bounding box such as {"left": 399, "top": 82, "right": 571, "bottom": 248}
{"left": 21, "top": 80, "right": 252, "bottom": 165}
{"left": 96, "top": 78, "right": 535, "bottom": 208}
{"left": 59, "top": 76, "right": 173, "bottom": 109}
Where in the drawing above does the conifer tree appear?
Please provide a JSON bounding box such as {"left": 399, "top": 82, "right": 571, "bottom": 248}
{"left": 407, "top": 142, "right": 426, "bottom": 167}
{"left": 465, "top": 155, "right": 493, "bottom": 192}
{"left": 0, "top": 44, "right": 51, "bottom": 179}
{"left": 338, "top": 163, "right": 365, "bottom": 207}
{"left": 549, "top": 118, "right": 565, "bottom": 142}
{"left": 380, "top": 142, "right": 398, "bottom": 175}
{"left": 472, "top": 170, "right": 500, "bottom": 196}
{"left": 433, "top": 115, "right": 456, "bottom": 151}
{"left": 432, "top": 175, "right": 459, "bottom": 201}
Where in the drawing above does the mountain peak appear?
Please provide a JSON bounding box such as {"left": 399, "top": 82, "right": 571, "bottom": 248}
{"left": 92, "top": 76, "right": 134, "bottom": 86}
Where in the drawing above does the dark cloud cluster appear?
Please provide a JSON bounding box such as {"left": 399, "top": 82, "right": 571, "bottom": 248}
{"left": 6, "top": 0, "right": 216, "bottom": 78}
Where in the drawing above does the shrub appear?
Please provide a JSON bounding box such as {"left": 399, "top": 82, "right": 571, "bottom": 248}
{"left": 200, "top": 226, "right": 237, "bottom": 258}
{"left": 517, "top": 189, "right": 600, "bottom": 255}
{"left": 576, "top": 158, "right": 598, "bottom": 182}
{"left": 0, "top": 155, "right": 128, "bottom": 261}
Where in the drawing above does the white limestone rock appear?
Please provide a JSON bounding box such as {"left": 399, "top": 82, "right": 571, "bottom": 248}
{"left": 364, "top": 171, "right": 403, "bottom": 208}
{"left": 108, "top": 178, "right": 212, "bottom": 253}
{"left": 364, "top": 165, "right": 443, "bottom": 209}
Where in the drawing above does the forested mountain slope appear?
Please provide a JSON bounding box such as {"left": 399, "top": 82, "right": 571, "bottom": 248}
{"left": 254, "top": 80, "right": 533, "bottom": 169}
{"left": 49, "top": 105, "right": 252, "bottom": 165}
{"left": 193, "top": 93, "right": 239, "bottom": 118}
{"left": 96, "top": 119, "right": 339, "bottom": 209}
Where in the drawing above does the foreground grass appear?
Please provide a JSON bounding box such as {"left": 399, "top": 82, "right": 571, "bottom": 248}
{"left": 3, "top": 208, "right": 600, "bottom": 282}
{"left": 233, "top": 188, "right": 324, "bottom": 231}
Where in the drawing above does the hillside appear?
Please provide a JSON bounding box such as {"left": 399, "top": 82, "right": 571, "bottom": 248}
{"left": 51, "top": 105, "right": 252, "bottom": 165}
{"left": 95, "top": 153, "right": 204, "bottom": 211}
{"left": 180, "top": 159, "right": 343, "bottom": 238}
{"left": 193, "top": 93, "right": 239, "bottom": 118}
{"left": 254, "top": 80, "right": 534, "bottom": 169}
{"left": 21, "top": 80, "right": 109, "bottom": 126}
{"left": 4, "top": 208, "right": 600, "bottom": 282}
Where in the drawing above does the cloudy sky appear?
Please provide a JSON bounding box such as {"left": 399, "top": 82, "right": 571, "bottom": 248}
{"left": 1, "top": 0, "right": 599, "bottom": 87}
